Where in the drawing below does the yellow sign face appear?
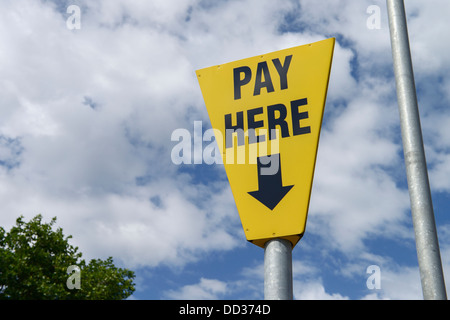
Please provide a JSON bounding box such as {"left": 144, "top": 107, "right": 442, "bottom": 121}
{"left": 196, "top": 38, "right": 335, "bottom": 248}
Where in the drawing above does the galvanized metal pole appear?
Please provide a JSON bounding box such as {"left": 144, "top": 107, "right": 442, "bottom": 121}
{"left": 386, "top": 0, "right": 447, "bottom": 300}
{"left": 264, "top": 239, "right": 293, "bottom": 300}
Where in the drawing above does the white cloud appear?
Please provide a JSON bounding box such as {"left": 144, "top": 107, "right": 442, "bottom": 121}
{"left": 164, "top": 277, "right": 228, "bottom": 300}
{"left": 294, "top": 280, "right": 349, "bottom": 300}
{"left": 407, "top": 0, "right": 450, "bottom": 76}
{"left": 361, "top": 265, "right": 422, "bottom": 300}
{"left": 309, "top": 86, "right": 411, "bottom": 252}
{"left": 0, "top": 0, "right": 246, "bottom": 270}
{"left": 401, "top": 0, "right": 450, "bottom": 193}
{"left": 437, "top": 225, "right": 450, "bottom": 293}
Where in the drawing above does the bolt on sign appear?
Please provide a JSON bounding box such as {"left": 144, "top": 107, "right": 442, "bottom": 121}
{"left": 196, "top": 38, "right": 335, "bottom": 248}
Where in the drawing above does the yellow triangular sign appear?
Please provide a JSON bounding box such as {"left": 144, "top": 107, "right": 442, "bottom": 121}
{"left": 196, "top": 38, "right": 335, "bottom": 248}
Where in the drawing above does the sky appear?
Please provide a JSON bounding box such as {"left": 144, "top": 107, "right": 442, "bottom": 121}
{"left": 1, "top": 0, "right": 450, "bottom": 300}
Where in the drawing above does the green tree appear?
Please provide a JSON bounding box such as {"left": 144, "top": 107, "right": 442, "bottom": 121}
{"left": 0, "top": 215, "right": 135, "bottom": 300}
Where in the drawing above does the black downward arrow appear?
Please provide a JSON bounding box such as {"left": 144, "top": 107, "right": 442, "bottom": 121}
{"left": 248, "top": 154, "right": 294, "bottom": 210}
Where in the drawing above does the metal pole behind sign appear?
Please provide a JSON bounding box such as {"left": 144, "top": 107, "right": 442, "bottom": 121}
{"left": 264, "top": 239, "right": 293, "bottom": 300}
{"left": 386, "top": 0, "right": 447, "bottom": 300}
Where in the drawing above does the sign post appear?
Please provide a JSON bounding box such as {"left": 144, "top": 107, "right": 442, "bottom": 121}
{"left": 196, "top": 38, "right": 334, "bottom": 299}
{"left": 386, "top": 0, "right": 447, "bottom": 300}
{"left": 264, "top": 239, "right": 293, "bottom": 300}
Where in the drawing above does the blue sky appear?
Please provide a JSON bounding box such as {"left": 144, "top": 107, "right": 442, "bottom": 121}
{"left": 1, "top": 0, "right": 450, "bottom": 300}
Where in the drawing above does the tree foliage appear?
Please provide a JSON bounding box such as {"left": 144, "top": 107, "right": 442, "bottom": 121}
{"left": 0, "top": 215, "right": 135, "bottom": 300}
